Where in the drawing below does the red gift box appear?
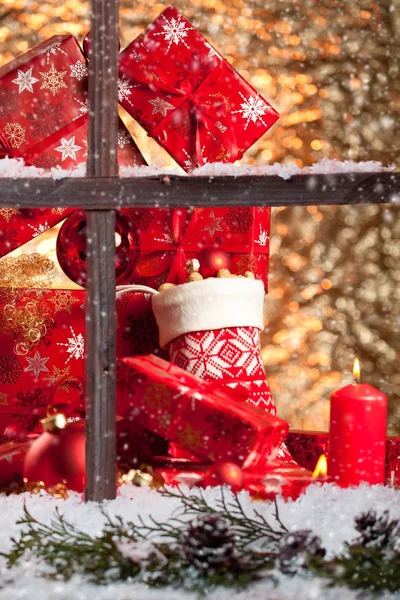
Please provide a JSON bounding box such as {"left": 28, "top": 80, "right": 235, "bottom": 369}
{"left": 0, "top": 288, "right": 165, "bottom": 439}
{"left": 0, "top": 34, "right": 146, "bottom": 258}
{"left": 118, "top": 5, "right": 279, "bottom": 172}
{"left": 116, "top": 354, "right": 289, "bottom": 467}
{"left": 124, "top": 206, "right": 271, "bottom": 290}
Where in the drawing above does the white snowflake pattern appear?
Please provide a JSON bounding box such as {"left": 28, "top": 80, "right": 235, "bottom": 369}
{"left": 55, "top": 136, "right": 82, "bottom": 161}
{"left": 69, "top": 60, "right": 88, "bottom": 81}
{"left": 182, "top": 148, "right": 207, "bottom": 171}
{"left": 57, "top": 327, "right": 85, "bottom": 363}
{"left": 255, "top": 226, "right": 270, "bottom": 246}
{"left": 12, "top": 68, "right": 39, "bottom": 94}
{"left": 204, "top": 41, "right": 221, "bottom": 60}
{"left": 155, "top": 15, "right": 192, "bottom": 52}
{"left": 201, "top": 210, "right": 224, "bottom": 237}
{"left": 154, "top": 231, "right": 175, "bottom": 244}
{"left": 117, "top": 130, "right": 131, "bottom": 148}
{"left": 24, "top": 352, "right": 49, "bottom": 378}
{"left": 232, "top": 93, "right": 271, "bottom": 129}
{"left": 74, "top": 97, "right": 89, "bottom": 116}
{"left": 39, "top": 41, "right": 68, "bottom": 63}
{"left": 118, "top": 76, "right": 136, "bottom": 104}
{"left": 28, "top": 221, "right": 49, "bottom": 237}
{"left": 129, "top": 48, "right": 141, "bottom": 63}
{"left": 148, "top": 97, "right": 174, "bottom": 117}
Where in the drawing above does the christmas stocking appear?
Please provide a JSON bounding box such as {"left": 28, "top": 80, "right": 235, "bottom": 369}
{"left": 151, "top": 277, "right": 294, "bottom": 463}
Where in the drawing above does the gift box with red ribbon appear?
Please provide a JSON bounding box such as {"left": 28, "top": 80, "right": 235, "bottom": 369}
{"left": 0, "top": 34, "right": 146, "bottom": 258}
{"left": 125, "top": 206, "right": 271, "bottom": 290}
{"left": 116, "top": 354, "right": 289, "bottom": 467}
{"left": 0, "top": 288, "right": 165, "bottom": 440}
{"left": 118, "top": 5, "right": 279, "bottom": 172}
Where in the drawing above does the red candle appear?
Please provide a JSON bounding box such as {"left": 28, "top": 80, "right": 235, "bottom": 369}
{"left": 329, "top": 360, "right": 387, "bottom": 487}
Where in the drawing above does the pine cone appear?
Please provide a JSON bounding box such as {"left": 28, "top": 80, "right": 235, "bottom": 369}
{"left": 181, "top": 514, "right": 236, "bottom": 573}
{"left": 355, "top": 510, "right": 399, "bottom": 548}
{"left": 276, "top": 530, "right": 325, "bottom": 575}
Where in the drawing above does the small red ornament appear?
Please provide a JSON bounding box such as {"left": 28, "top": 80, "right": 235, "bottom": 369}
{"left": 196, "top": 247, "right": 231, "bottom": 279}
{"left": 57, "top": 210, "right": 139, "bottom": 287}
{"left": 23, "top": 418, "right": 86, "bottom": 493}
{"left": 202, "top": 461, "right": 245, "bottom": 492}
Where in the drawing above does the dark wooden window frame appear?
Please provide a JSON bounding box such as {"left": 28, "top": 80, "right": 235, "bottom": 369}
{"left": 0, "top": 0, "right": 399, "bottom": 502}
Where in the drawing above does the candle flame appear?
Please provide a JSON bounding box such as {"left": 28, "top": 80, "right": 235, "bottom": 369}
{"left": 353, "top": 357, "right": 361, "bottom": 382}
{"left": 312, "top": 454, "right": 327, "bottom": 478}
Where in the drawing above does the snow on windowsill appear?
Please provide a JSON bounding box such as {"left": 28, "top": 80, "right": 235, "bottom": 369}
{"left": 0, "top": 156, "right": 394, "bottom": 181}
{"left": 0, "top": 482, "right": 400, "bottom": 600}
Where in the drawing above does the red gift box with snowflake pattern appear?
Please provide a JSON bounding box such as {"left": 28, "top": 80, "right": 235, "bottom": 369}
{"left": 0, "top": 288, "right": 165, "bottom": 440}
{"left": 116, "top": 354, "right": 289, "bottom": 467}
{"left": 0, "top": 34, "right": 146, "bottom": 258}
{"left": 118, "top": 5, "right": 279, "bottom": 172}
{"left": 123, "top": 205, "right": 271, "bottom": 290}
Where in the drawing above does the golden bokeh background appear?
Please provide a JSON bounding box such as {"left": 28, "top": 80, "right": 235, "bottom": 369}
{"left": 0, "top": 0, "right": 399, "bottom": 432}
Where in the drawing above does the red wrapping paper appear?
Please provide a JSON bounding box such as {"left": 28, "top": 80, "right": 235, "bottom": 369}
{"left": 0, "top": 288, "right": 166, "bottom": 439}
{"left": 118, "top": 5, "right": 279, "bottom": 172}
{"left": 0, "top": 34, "right": 146, "bottom": 258}
{"left": 124, "top": 206, "right": 271, "bottom": 290}
{"left": 116, "top": 354, "right": 289, "bottom": 467}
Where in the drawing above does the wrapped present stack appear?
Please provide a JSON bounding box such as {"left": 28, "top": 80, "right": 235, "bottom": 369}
{"left": 3, "top": 5, "right": 374, "bottom": 500}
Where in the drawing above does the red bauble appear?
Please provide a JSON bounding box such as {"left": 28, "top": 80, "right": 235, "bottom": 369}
{"left": 23, "top": 420, "right": 86, "bottom": 493}
{"left": 197, "top": 247, "right": 231, "bottom": 279}
{"left": 202, "top": 461, "right": 245, "bottom": 492}
{"left": 57, "top": 210, "right": 139, "bottom": 287}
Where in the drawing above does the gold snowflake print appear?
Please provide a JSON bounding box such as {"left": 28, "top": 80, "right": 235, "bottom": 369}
{"left": 4, "top": 123, "right": 26, "bottom": 148}
{"left": 144, "top": 383, "right": 171, "bottom": 409}
{"left": 0, "top": 392, "right": 8, "bottom": 405}
{"left": 40, "top": 64, "right": 67, "bottom": 96}
{"left": 0, "top": 208, "right": 19, "bottom": 222}
{"left": 237, "top": 253, "right": 258, "bottom": 275}
{"left": 49, "top": 290, "right": 80, "bottom": 314}
{"left": 176, "top": 424, "right": 203, "bottom": 450}
{"left": 51, "top": 207, "right": 66, "bottom": 215}
{"left": 45, "top": 365, "right": 77, "bottom": 391}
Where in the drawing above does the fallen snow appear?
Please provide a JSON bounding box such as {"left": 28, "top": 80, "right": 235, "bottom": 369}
{"left": 1, "top": 482, "right": 400, "bottom": 599}
{"left": 0, "top": 157, "right": 392, "bottom": 180}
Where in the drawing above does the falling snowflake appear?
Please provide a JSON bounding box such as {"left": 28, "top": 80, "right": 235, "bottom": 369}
{"left": 155, "top": 15, "right": 192, "bottom": 52}
{"left": 74, "top": 97, "right": 89, "bottom": 115}
{"left": 204, "top": 41, "right": 221, "bottom": 60}
{"left": 57, "top": 327, "right": 85, "bottom": 363}
{"left": 117, "top": 130, "right": 131, "bottom": 148}
{"left": 55, "top": 136, "right": 82, "bottom": 161}
{"left": 39, "top": 41, "right": 68, "bottom": 63}
{"left": 27, "top": 221, "right": 49, "bottom": 237}
{"left": 49, "top": 290, "right": 80, "bottom": 313}
{"left": 39, "top": 64, "right": 67, "bottom": 96}
{"left": 118, "top": 76, "right": 135, "bottom": 103}
{"left": 0, "top": 208, "right": 19, "bottom": 222}
{"left": 148, "top": 98, "right": 174, "bottom": 117}
{"left": 12, "top": 67, "right": 39, "bottom": 93}
{"left": 4, "top": 123, "right": 26, "bottom": 148}
{"left": 255, "top": 226, "right": 270, "bottom": 246}
{"left": 232, "top": 93, "right": 271, "bottom": 129}
{"left": 69, "top": 60, "right": 88, "bottom": 81}
{"left": 24, "top": 351, "right": 50, "bottom": 378}
{"left": 201, "top": 210, "right": 224, "bottom": 237}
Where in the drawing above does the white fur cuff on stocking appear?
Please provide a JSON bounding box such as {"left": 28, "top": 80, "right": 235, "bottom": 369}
{"left": 152, "top": 277, "right": 265, "bottom": 348}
